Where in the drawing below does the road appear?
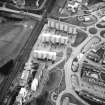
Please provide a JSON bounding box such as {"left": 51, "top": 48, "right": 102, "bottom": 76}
{"left": 56, "top": 15, "right": 105, "bottom": 105}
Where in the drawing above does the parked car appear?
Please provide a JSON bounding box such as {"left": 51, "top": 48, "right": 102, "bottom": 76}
{"left": 86, "top": 51, "right": 101, "bottom": 63}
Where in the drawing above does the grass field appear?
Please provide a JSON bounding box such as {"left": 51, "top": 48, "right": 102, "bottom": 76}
{"left": 0, "top": 20, "right": 35, "bottom": 67}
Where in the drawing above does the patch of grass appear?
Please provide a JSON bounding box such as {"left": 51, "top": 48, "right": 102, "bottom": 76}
{"left": 71, "top": 29, "right": 88, "bottom": 47}
{"left": 45, "top": 70, "right": 62, "bottom": 91}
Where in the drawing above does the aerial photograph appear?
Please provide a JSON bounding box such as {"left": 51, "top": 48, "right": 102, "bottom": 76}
{"left": 0, "top": 0, "right": 105, "bottom": 105}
